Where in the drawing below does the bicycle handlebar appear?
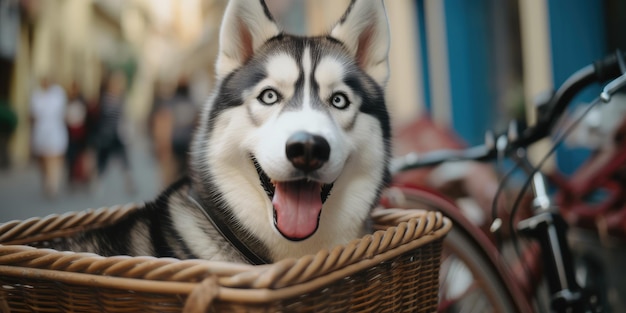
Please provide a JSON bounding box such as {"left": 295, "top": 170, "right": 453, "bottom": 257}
{"left": 517, "top": 51, "right": 625, "bottom": 147}
{"left": 393, "top": 51, "right": 626, "bottom": 172}
{"left": 594, "top": 50, "right": 626, "bottom": 82}
{"left": 389, "top": 145, "right": 494, "bottom": 173}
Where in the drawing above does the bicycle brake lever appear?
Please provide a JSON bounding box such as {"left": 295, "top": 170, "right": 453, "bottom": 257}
{"left": 600, "top": 73, "right": 626, "bottom": 103}
{"left": 601, "top": 52, "right": 626, "bottom": 102}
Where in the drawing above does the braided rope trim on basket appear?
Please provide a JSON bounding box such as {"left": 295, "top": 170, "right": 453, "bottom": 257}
{"left": 0, "top": 203, "right": 141, "bottom": 245}
{"left": 228, "top": 210, "right": 445, "bottom": 289}
{"left": 0, "top": 206, "right": 445, "bottom": 290}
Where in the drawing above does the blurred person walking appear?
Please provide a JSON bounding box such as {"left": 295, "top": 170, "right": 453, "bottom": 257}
{"left": 65, "top": 81, "right": 92, "bottom": 187}
{"left": 0, "top": 98, "right": 17, "bottom": 170}
{"left": 94, "top": 71, "right": 135, "bottom": 194}
{"left": 150, "top": 79, "right": 197, "bottom": 187}
{"left": 30, "top": 77, "right": 68, "bottom": 198}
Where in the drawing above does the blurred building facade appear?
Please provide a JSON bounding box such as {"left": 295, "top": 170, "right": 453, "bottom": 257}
{"left": 3, "top": 0, "right": 226, "bottom": 167}
{"left": 1, "top": 0, "right": 624, "bottom": 172}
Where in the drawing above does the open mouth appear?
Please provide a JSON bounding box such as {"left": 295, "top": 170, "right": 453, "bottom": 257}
{"left": 253, "top": 158, "right": 333, "bottom": 241}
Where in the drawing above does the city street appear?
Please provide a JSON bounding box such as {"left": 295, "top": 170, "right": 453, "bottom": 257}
{"left": 0, "top": 136, "right": 161, "bottom": 222}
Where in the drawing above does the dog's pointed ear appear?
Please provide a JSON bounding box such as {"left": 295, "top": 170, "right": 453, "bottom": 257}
{"left": 216, "top": 0, "right": 280, "bottom": 79}
{"left": 330, "top": 0, "right": 390, "bottom": 86}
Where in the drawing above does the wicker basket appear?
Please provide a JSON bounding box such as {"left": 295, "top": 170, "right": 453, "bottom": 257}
{"left": 0, "top": 204, "right": 450, "bottom": 312}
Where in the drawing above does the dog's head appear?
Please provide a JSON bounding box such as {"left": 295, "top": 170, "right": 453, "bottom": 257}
{"left": 193, "top": 0, "right": 391, "bottom": 248}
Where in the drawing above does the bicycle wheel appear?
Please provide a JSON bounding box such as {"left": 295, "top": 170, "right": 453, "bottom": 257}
{"left": 383, "top": 187, "right": 520, "bottom": 313}
{"left": 441, "top": 226, "right": 517, "bottom": 312}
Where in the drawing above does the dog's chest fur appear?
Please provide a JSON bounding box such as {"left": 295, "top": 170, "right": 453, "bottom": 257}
{"left": 47, "top": 180, "right": 248, "bottom": 263}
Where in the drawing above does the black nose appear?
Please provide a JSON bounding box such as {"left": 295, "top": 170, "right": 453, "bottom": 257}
{"left": 285, "top": 131, "right": 330, "bottom": 172}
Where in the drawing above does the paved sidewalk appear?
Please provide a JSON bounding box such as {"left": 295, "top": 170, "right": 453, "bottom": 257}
{"left": 0, "top": 137, "right": 161, "bottom": 222}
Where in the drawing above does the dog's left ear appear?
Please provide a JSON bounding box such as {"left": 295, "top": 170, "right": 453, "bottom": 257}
{"left": 331, "top": 0, "right": 390, "bottom": 86}
{"left": 216, "top": 0, "right": 280, "bottom": 79}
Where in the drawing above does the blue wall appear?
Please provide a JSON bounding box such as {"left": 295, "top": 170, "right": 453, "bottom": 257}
{"left": 416, "top": 0, "right": 432, "bottom": 113}
{"left": 443, "top": 0, "right": 495, "bottom": 146}
{"left": 547, "top": 0, "right": 607, "bottom": 174}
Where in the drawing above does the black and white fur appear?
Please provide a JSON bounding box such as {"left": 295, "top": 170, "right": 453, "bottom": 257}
{"left": 55, "top": 0, "right": 392, "bottom": 264}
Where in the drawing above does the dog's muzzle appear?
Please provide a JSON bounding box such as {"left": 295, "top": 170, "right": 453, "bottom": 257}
{"left": 253, "top": 131, "right": 334, "bottom": 241}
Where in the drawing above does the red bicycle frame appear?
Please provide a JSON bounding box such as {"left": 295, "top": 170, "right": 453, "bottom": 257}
{"left": 553, "top": 118, "right": 626, "bottom": 239}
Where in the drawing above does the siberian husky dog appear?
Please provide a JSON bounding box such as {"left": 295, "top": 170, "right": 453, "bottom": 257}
{"left": 57, "top": 0, "right": 392, "bottom": 264}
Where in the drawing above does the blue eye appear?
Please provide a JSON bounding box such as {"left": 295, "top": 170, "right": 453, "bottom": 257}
{"left": 258, "top": 89, "right": 280, "bottom": 105}
{"left": 330, "top": 92, "right": 350, "bottom": 109}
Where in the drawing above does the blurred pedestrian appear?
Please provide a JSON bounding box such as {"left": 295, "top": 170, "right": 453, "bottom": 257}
{"left": 150, "top": 79, "right": 197, "bottom": 187}
{"left": 30, "top": 76, "right": 68, "bottom": 198}
{"left": 94, "top": 70, "right": 135, "bottom": 193}
{"left": 0, "top": 98, "right": 17, "bottom": 170}
{"left": 65, "top": 81, "right": 91, "bottom": 187}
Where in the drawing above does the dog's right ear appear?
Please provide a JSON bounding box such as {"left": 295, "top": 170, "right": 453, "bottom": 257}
{"left": 216, "top": 0, "right": 280, "bottom": 79}
{"left": 330, "top": 0, "right": 390, "bottom": 87}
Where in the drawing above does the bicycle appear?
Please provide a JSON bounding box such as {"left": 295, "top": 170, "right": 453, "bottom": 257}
{"left": 380, "top": 51, "right": 626, "bottom": 313}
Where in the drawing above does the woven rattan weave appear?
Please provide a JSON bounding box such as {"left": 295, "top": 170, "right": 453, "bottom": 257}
{"left": 0, "top": 204, "right": 450, "bottom": 312}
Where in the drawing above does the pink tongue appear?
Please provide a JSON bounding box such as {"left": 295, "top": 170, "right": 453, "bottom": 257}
{"left": 272, "top": 180, "right": 322, "bottom": 240}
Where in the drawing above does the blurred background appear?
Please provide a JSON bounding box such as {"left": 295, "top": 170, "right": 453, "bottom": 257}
{"left": 0, "top": 0, "right": 624, "bottom": 221}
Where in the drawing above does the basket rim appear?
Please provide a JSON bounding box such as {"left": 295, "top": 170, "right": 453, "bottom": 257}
{"left": 0, "top": 206, "right": 450, "bottom": 303}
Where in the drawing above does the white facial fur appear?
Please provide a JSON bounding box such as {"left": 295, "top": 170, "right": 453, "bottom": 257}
{"left": 251, "top": 48, "right": 352, "bottom": 184}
